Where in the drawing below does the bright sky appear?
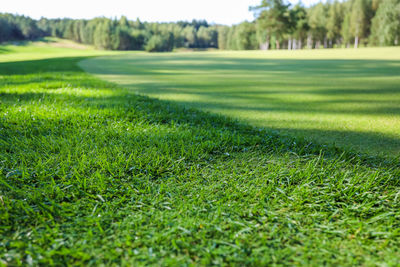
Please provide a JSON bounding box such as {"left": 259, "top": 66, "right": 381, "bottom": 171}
{"left": 0, "top": 0, "right": 323, "bottom": 25}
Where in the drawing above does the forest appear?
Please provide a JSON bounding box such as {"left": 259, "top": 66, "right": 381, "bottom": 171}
{"left": 0, "top": 0, "right": 399, "bottom": 51}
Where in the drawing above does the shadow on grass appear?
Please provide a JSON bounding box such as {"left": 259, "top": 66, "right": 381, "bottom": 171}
{"left": 3, "top": 55, "right": 400, "bottom": 267}
{"left": 80, "top": 55, "right": 400, "bottom": 117}
{"left": 0, "top": 57, "right": 89, "bottom": 75}
{"left": 79, "top": 54, "right": 400, "bottom": 157}
{"left": 0, "top": 38, "right": 57, "bottom": 48}
{"left": 85, "top": 55, "right": 400, "bottom": 77}
{"left": 1, "top": 86, "right": 398, "bottom": 168}
{"left": 1, "top": 55, "right": 400, "bottom": 163}
{"left": 0, "top": 47, "right": 11, "bottom": 54}
{"left": 113, "top": 81, "right": 400, "bottom": 117}
{"left": 0, "top": 57, "right": 119, "bottom": 90}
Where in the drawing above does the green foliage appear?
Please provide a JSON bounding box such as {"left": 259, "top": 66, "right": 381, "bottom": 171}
{"left": 341, "top": 5, "right": 353, "bottom": 46}
{"left": 1, "top": 0, "right": 400, "bottom": 51}
{"left": 0, "top": 14, "right": 220, "bottom": 52}
{"left": 235, "top": 22, "right": 258, "bottom": 50}
{"left": 93, "top": 19, "right": 114, "bottom": 50}
{"left": 350, "top": 0, "right": 370, "bottom": 47}
{"left": 145, "top": 33, "right": 174, "bottom": 52}
{"left": 223, "top": 22, "right": 258, "bottom": 50}
{"left": 308, "top": 3, "right": 328, "bottom": 47}
{"left": 252, "top": 0, "right": 291, "bottom": 48}
{"left": 217, "top": 26, "right": 230, "bottom": 50}
{"left": 252, "top": 0, "right": 397, "bottom": 49}
{"left": 326, "top": 0, "right": 344, "bottom": 45}
{"left": 0, "top": 18, "right": 14, "bottom": 42}
{"left": 197, "top": 26, "right": 218, "bottom": 48}
{"left": 181, "top": 25, "right": 197, "bottom": 48}
{"left": 0, "top": 13, "right": 43, "bottom": 42}
{"left": 370, "top": 0, "right": 400, "bottom": 46}
{"left": 290, "top": 4, "right": 309, "bottom": 41}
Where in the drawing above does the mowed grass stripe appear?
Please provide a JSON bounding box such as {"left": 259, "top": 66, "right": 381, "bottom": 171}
{"left": 80, "top": 48, "right": 400, "bottom": 157}
{"left": 0, "top": 43, "right": 400, "bottom": 265}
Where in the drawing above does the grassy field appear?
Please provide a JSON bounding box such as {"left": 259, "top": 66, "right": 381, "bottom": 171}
{"left": 80, "top": 48, "right": 400, "bottom": 157}
{"left": 1, "top": 42, "right": 400, "bottom": 265}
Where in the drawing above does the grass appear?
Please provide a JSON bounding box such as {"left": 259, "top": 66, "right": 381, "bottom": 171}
{"left": 1, "top": 42, "right": 400, "bottom": 266}
{"left": 80, "top": 47, "right": 400, "bottom": 157}
{"left": 0, "top": 38, "right": 109, "bottom": 62}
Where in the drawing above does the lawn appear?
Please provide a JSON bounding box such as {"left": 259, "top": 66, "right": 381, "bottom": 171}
{"left": 80, "top": 48, "right": 400, "bottom": 157}
{"left": 0, "top": 42, "right": 400, "bottom": 265}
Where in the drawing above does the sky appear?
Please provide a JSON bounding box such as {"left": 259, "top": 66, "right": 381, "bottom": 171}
{"left": 0, "top": 0, "right": 324, "bottom": 25}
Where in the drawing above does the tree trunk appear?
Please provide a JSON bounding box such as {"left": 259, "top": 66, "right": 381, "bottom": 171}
{"left": 316, "top": 40, "right": 321, "bottom": 49}
{"left": 260, "top": 36, "right": 270, "bottom": 50}
{"left": 264, "top": 35, "right": 270, "bottom": 50}
{"left": 288, "top": 38, "right": 292, "bottom": 50}
{"left": 329, "top": 39, "right": 333, "bottom": 48}
{"left": 338, "top": 37, "right": 343, "bottom": 47}
{"left": 293, "top": 39, "right": 297, "bottom": 50}
{"left": 299, "top": 39, "right": 302, "bottom": 49}
{"left": 324, "top": 37, "right": 328, "bottom": 48}
{"left": 307, "top": 34, "right": 312, "bottom": 49}
{"left": 276, "top": 39, "right": 280, "bottom": 50}
{"left": 354, "top": 36, "right": 359, "bottom": 48}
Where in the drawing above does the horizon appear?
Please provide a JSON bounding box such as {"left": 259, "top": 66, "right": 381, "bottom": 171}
{"left": 1, "top": 0, "right": 325, "bottom": 25}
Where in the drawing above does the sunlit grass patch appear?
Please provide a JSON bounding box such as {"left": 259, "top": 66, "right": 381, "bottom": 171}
{"left": 81, "top": 48, "right": 400, "bottom": 157}
{"left": 1, "top": 42, "right": 400, "bottom": 266}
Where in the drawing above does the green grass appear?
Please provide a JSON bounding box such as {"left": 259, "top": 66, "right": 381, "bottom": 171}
{"left": 80, "top": 48, "right": 400, "bottom": 157}
{"left": 1, "top": 42, "right": 400, "bottom": 266}
{"left": 0, "top": 38, "right": 110, "bottom": 62}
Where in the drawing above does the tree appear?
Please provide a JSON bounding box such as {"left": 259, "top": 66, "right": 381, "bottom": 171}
{"left": 197, "top": 26, "right": 211, "bottom": 48}
{"left": 308, "top": 3, "right": 328, "bottom": 48}
{"left": 130, "top": 30, "right": 146, "bottom": 50}
{"left": 370, "top": 0, "right": 400, "bottom": 46}
{"left": 226, "top": 25, "right": 238, "bottom": 50}
{"left": 217, "top": 26, "right": 229, "bottom": 50}
{"left": 255, "top": 19, "right": 270, "bottom": 50}
{"left": 2, "top": 1, "right": 400, "bottom": 51}
{"left": 182, "top": 26, "right": 197, "bottom": 48}
{"left": 81, "top": 19, "right": 97, "bottom": 44}
{"left": 197, "top": 26, "right": 218, "bottom": 48}
{"left": 341, "top": 15, "right": 351, "bottom": 47}
{"left": 326, "top": 0, "right": 344, "bottom": 47}
{"left": 118, "top": 16, "right": 129, "bottom": 28}
{"left": 37, "top": 18, "right": 51, "bottom": 36}
{"left": 290, "top": 4, "right": 309, "bottom": 49}
{"left": 252, "top": 0, "right": 291, "bottom": 49}
{"left": 145, "top": 33, "right": 174, "bottom": 52}
{"left": 93, "top": 19, "right": 114, "bottom": 50}
{"left": 350, "top": 0, "right": 369, "bottom": 48}
{"left": 234, "top": 22, "right": 258, "bottom": 50}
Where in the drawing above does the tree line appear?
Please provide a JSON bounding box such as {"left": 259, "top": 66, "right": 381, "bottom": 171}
{"left": 252, "top": 0, "right": 399, "bottom": 49}
{"left": 1, "top": 0, "right": 399, "bottom": 51}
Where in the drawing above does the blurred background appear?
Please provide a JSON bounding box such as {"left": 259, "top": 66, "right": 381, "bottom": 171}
{"left": 0, "top": 0, "right": 398, "bottom": 51}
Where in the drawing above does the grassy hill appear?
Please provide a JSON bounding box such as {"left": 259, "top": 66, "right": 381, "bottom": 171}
{"left": 1, "top": 41, "right": 399, "bottom": 265}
